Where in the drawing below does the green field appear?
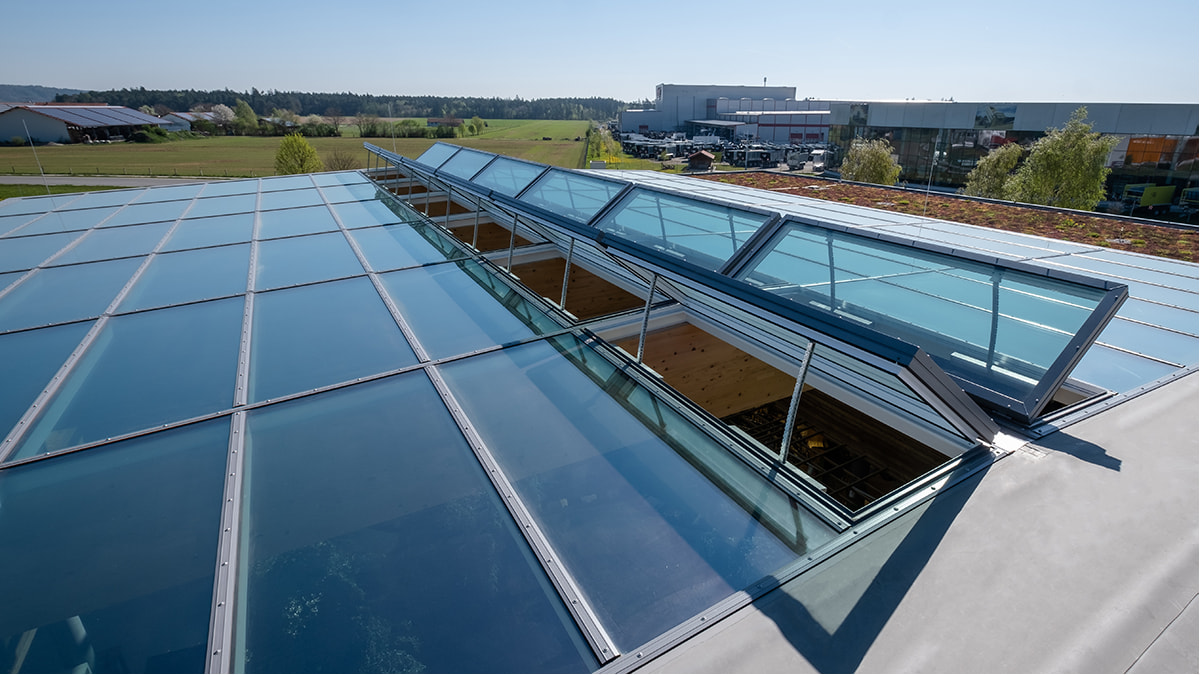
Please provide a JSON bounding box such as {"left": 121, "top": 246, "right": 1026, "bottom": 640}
{"left": 0, "top": 120, "right": 592, "bottom": 178}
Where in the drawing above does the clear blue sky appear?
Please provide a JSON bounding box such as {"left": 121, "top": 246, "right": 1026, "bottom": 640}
{"left": 4, "top": 0, "right": 1197, "bottom": 104}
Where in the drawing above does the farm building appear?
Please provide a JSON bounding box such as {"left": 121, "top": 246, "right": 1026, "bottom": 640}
{"left": 0, "top": 142, "right": 1195, "bottom": 673}
{"left": 161, "top": 111, "right": 219, "bottom": 132}
{"left": 0, "top": 104, "right": 166, "bottom": 144}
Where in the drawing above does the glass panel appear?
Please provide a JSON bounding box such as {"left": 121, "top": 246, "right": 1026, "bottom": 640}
{"left": 0, "top": 213, "right": 39, "bottom": 237}
{"left": 439, "top": 336, "right": 826, "bottom": 652}
{"left": 199, "top": 179, "right": 260, "bottom": 197}
{"left": 119, "top": 244, "right": 250, "bottom": 312}
{"left": 0, "top": 194, "right": 81, "bottom": 218}
{"left": 594, "top": 188, "right": 770, "bottom": 270}
{"left": 312, "top": 171, "right": 367, "bottom": 187}
{"left": 11, "top": 297, "right": 243, "bottom": 459}
{"left": 1118, "top": 298, "right": 1198, "bottom": 337}
{"left": 1095, "top": 317, "right": 1196, "bottom": 367}
{"left": 259, "top": 188, "right": 325, "bottom": 211}
{"left": 0, "top": 418, "right": 228, "bottom": 674}
{"left": 0, "top": 258, "right": 142, "bottom": 332}
{"left": 254, "top": 232, "right": 364, "bottom": 291}
{"left": 259, "top": 175, "right": 315, "bottom": 191}
{"left": 101, "top": 200, "right": 191, "bottom": 228}
{"left": 249, "top": 277, "right": 418, "bottom": 402}
{"left": 16, "top": 207, "right": 121, "bottom": 235}
{"left": 129, "top": 184, "right": 204, "bottom": 203}
{"left": 258, "top": 205, "right": 339, "bottom": 239}
{"left": 0, "top": 232, "right": 82, "bottom": 273}
{"left": 318, "top": 182, "right": 383, "bottom": 203}
{"left": 187, "top": 194, "right": 257, "bottom": 219}
{"left": 62, "top": 188, "right": 141, "bottom": 209}
{"left": 0, "top": 271, "right": 18, "bottom": 293}
{"left": 0, "top": 322, "right": 91, "bottom": 440}
{"left": 50, "top": 222, "right": 171, "bottom": 266}
{"left": 519, "top": 169, "right": 625, "bottom": 224}
{"left": 348, "top": 223, "right": 464, "bottom": 272}
{"left": 1069, "top": 343, "right": 1182, "bottom": 392}
{"left": 330, "top": 198, "right": 420, "bottom": 229}
{"left": 415, "top": 142, "right": 459, "bottom": 168}
{"left": 162, "top": 213, "right": 255, "bottom": 251}
{"left": 237, "top": 373, "right": 596, "bottom": 673}
{"left": 439, "top": 148, "right": 493, "bottom": 180}
{"left": 379, "top": 260, "right": 561, "bottom": 360}
{"left": 741, "top": 222, "right": 1115, "bottom": 405}
{"left": 472, "top": 156, "right": 546, "bottom": 197}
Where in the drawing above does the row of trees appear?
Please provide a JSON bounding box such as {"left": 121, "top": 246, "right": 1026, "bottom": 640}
{"left": 58, "top": 87, "right": 631, "bottom": 121}
{"left": 840, "top": 107, "right": 1117, "bottom": 212}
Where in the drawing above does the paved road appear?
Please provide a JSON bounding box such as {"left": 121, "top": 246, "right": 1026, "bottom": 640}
{"left": 0, "top": 174, "right": 221, "bottom": 188}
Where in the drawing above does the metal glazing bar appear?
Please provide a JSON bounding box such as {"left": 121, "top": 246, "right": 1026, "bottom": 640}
{"left": 987, "top": 268, "right": 1002, "bottom": 370}
{"left": 472, "top": 204, "right": 481, "bottom": 249}
{"left": 560, "top": 239, "right": 575, "bottom": 309}
{"left": 779, "top": 340, "right": 816, "bottom": 462}
{"left": 444, "top": 186, "right": 453, "bottom": 229}
{"left": 506, "top": 213, "right": 519, "bottom": 272}
{"left": 205, "top": 411, "right": 247, "bottom": 674}
{"left": 636, "top": 273, "right": 659, "bottom": 363}
{"left": 423, "top": 178, "right": 431, "bottom": 215}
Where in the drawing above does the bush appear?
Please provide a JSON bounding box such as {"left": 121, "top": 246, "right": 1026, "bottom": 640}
{"left": 274, "top": 133, "right": 323, "bottom": 175}
{"left": 9, "top": 136, "right": 26, "bottom": 146}
{"left": 324, "top": 148, "right": 360, "bottom": 171}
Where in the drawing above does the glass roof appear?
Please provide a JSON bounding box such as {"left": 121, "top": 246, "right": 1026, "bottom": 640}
{"left": 518, "top": 168, "right": 625, "bottom": 224}
{"left": 472, "top": 155, "right": 546, "bottom": 196}
{"left": 0, "top": 171, "right": 839, "bottom": 672}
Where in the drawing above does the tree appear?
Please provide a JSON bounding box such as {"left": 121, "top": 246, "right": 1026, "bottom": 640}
{"left": 963, "top": 142, "right": 1025, "bottom": 199}
{"left": 324, "top": 107, "right": 344, "bottom": 132}
{"left": 469, "top": 116, "right": 484, "bottom": 136}
{"left": 211, "top": 104, "right": 235, "bottom": 127}
{"left": 233, "top": 99, "right": 258, "bottom": 135}
{"left": 324, "top": 148, "right": 359, "bottom": 171}
{"left": 274, "top": 133, "right": 323, "bottom": 175}
{"left": 1004, "top": 107, "right": 1119, "bottom": 210}
{"left": 840, "top": 138, "right": 902, "bottom": 186}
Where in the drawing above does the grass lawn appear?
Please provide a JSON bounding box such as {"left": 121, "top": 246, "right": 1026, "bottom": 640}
{"left": 0, "top": 120, "right": 592, "bottom": 178}
{"left": 0, "top": 184, "right": 124, "bottom": 200}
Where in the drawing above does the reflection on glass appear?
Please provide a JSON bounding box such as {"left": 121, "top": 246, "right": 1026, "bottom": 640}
{"left": 379, "top": 260, "right": 561, "bottom": 359}
{"left": 51, "top": 222, "right": 171, "bottom": 266}
{"left": 187, "top": 194, "right": 257, "bottom": 219}
{"left": 16, "top": 207, "right": 121, "bottom": 236}
{"left": 12, "top": 298, "right": 243, "bottom": 458}
{"left": 199, "top": 179, "right": 260, "bottom": 197}
{"left": 472, "top": 156, "right": 546, "bottom": 196}
{"left": 101, "top": 200, "right": 191, "bottom": 228}
{"left": 120, "top": 244, "right": 250, "bottom": 312}
{"left": 415, "top": 142, "right": 459, "bottom": 168}
{"left": 742, "top": 223, "right": 1114, "bottom": 402}
{"left": 259, "top": 188, "right": 325, "bottom": 211}
{"left": 349, "top": 223, "right": 464, "bottom": 272}
{"left": 255, "top": 232, "right": 364, "bottom": 291}
{"left": 249, "top": 277, "right": 418, "bottom": 402}
{"left": 519, "top": 169, "right": 624, "bottom": 224}
{"left": 0, "top": 232, "right": 82, "bottom": 273}
{"left": 312, "top": 171, "right": 367, "bottom": 187}
{"left": 319, "top": 183, "right": 384, "bottom": 203}
{"left": 439, "top": 148, "right": 493, "bottom": 180}
{"left": 259, "top": 175, "right": 316, "bottom": 192}
{"left": 330, "top": 199, "right": 419, "bottom": 229}
{"left": 238, "top": 373, "right": 595, "bottom": 673}
{"left": 594, "top": 188, "right": 769, "bottom": 270}
{"left": 129, "top": 184, "right": 204, "bottom": 203}
{"left": 162, "top": 213, "right": 255, "bottom": 251}
{"left": 439, "top": 336, "right": 825, "bottom": 651}
{"left": 258, "top": 205, "right": 339, "bottom": 239}
{"left": 0, "top": 322, "right": 91, "bottom": 441}
{"left": 0, "top": 418, "right": 228, "bottom": 673}
{"left": 0, "top": 258, "right": 142, "bottom": 332}
{"left": 0, "top": 213, "right": 37, "bottom": 236}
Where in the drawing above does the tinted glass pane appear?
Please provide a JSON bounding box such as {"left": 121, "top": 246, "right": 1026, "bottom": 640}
{"left": 0, "top": 213, "right": 38, "bottom": 237}
{"left": 259, "top": 189, "right": 324, "bottom": 211}
{"left": 120, "top": 244, "right": 250, "bottom": 312}
{"left": 17, "top": 207, "right": 121, "bottom": 235}
{"left": 258, "top": 205, "right": 339, "bottom": 239}
{"left": 0, "top": 419, "right": 228, "bottom": 673}
{"left": 0, "top": 194, "right": 81, "bottom": 218}
{"left": 102, "top": 200, "right": 191, "bottom": 228}
{"left": 439, "top": 148, "right": 493, "bottom": 180}
{"left": 51, "top": 222, "right": 171, "bottom": 265}
{"left": 1069, "top": 343, "right": 1182, "bottom": 392}
{"left": 259, "top": 175, "right": 315, "bottom": 191}
{"left": 472, "top": 157, "right": 546, "bottom": 197}
{"left": 12, "top": 298, "right": 243, "bottom": 458}
{"left": 331, "top": 198, "right": 422, "bottom": 229}
{"left": 520, "top": 169, "right": 624, "bottom": 224}
{"left": 254, "top": 232, "right": 364, "bottom": 291}
{"left": 319, "top": 183, "right": 382, "bottom": 203}
{"left": 163, "top": 213, "right": 254, "bottom": 251}
{"left": 0, "top": 258, "right": 142, "bottom": 332}
{"left": 249, "top": 277, "right": 417, "bottom": 402}
{"left": 379, "top": 260, "right": 561, "bottom": 359}
{"left": 1095, "top": 317, "right": 1196, "bottom": 367}
{"left": 65, "top": 189, "right": 141, "bottom": 209}
{"left": 440, "top": 337, "right": 821, "bottom": 651}
{"left": 0, "top": 232, "right": 82, "bottom": 273}
{"left": 0, "top": 322, "right": 91, "bottom": 440}
{"left": 594, "top": 188, "right": 769, "bottom": 270}
{"left": 200, "top": 179, "right": 259, "bottom": 197}
{"left": 187, "top": 194, "right": 257, "bottom": 219}
{"left": 1118, "top": 298, "right": 1199, "bottom": 337}
{"left": 348, "top": 223, "right": 464, "bottom": 272}
{"left": 312, "top": 171, "right": 367, "bottom": 187}
{"left": 742, "top": 223, "right": 1114, "bottom": 404}
{"left": 415, "top": 142, "right": 459, "bottom": 168}
{"left": 238, "top": 373, "right": 595, "bottom": 673}
{"left": 130, "top": 184, "right": 204, "bottom": 203}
